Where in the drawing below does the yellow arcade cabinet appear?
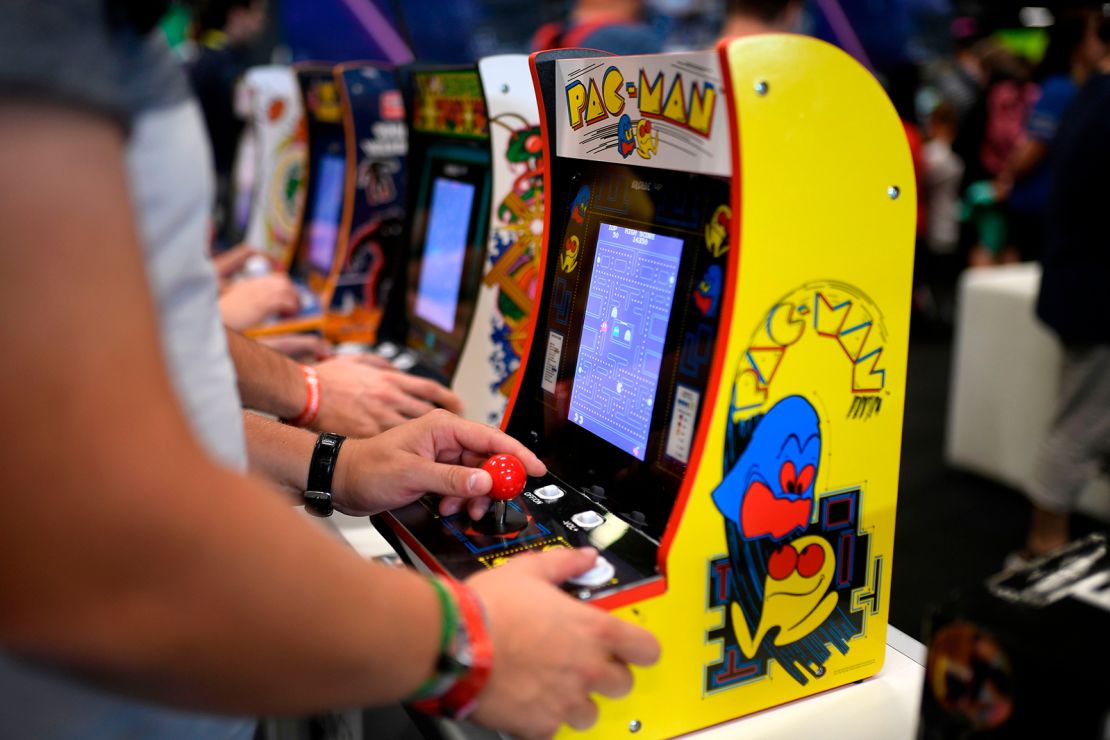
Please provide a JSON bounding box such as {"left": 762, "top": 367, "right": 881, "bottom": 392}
{"left": 377, "top": 35, "right": 915, "bottom": 738}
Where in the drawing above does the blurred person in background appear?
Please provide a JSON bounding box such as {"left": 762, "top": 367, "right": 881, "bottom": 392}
{"left": 993, "top": 5, "right": 1107, "bottom": 264}
{"left": 719, "top": 0, "right": 802, "bottom": 37}
{"left": 1015, "top": 16, "right": 1110, "bottom": 565}
{"left": 921, "top": 100, "right": 964, "bottom": 323}
{"left": 0, "top": 3, "right": 658, "bottom": 739}
{"left": 955, "top": 42, "right": 1035, "bottom": 266}
{"left": 532, "top": 0, "right": 664, "bottom": 54}
{"left": 932, "top": 16, "right": 986, "bottom": 125}
{"left": 187, "top": 0, "right": 268, "bottom": 252}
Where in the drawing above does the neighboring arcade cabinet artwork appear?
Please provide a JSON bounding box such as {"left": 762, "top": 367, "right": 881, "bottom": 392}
{"left": 326, "top": 63, "right": 408, "bottom": 344}
{"left": 452, "top": 55, "right": 545, "bottom": 425}
{"left": 240, "top": 65, "right": 307, "bottom": 267}
{"left": 247, "top": 64, "right": 347, "bottom": 338}
{"left": 384, "top": 66, "right": 492, "bottom": 383}
{"left": 919, "top": 534, "right": 1110, "bottom": 739}
{"left": 378, "top": 35, "right": 915, "bottom": 739}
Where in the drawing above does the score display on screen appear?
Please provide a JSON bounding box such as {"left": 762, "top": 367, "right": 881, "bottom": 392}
{"left": 567, "top": 223, "right": 684, "bottom": 460}
{"left": 413, "top": 177, "right": 476, "bottom": 333}
{"left": 306, "top": 154, "right": 346, "bottom": 273}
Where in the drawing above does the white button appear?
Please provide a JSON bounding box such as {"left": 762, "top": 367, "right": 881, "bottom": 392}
{"left": 392, "top": 352, "right": 416, "bottom": 371}
{"left": 334, "top": 342, "right": 369, "bottom": 356}
{"left": 534, "top": 484, "right": 564, "bottom": 501}
{"left": 571, "top": 511, "right": 604, "bottom": 529}
{"left": 568, "top": 556, "right": 615, "bottom": 588}
{"left": 376, "top": 342, "right": 399, "bottom": 359}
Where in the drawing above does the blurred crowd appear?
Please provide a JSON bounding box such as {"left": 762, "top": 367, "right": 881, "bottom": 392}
{"left": 169, "top": 1, "right": 1109, "bottom": 337}
{"left": 913, "top": 6, "right": 1108, "bottom": 326}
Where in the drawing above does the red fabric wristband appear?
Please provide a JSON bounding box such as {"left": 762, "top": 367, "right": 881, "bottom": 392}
{"left": 282, "top": 365, "right": 320, "bottom": 427}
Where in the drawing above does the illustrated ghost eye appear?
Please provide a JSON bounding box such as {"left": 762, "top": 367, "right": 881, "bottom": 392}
{"left": 779, "top": 460, "right": 797, "bottom": 494}
{"left": 796, "top": 464, "right": 816, "bottom": 493}
{"left": 767, "top": 544, "right": 798, "bottom": 580}
{"left": 797, "top": 543, "right": 825, "bottom": 578}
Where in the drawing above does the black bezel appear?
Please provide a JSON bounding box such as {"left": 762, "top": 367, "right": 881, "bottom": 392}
{"left": 403, "top": 147, "right": 492, "bottom": 381}
{"left": 506, "top": 162, "right": 729, "bottom": 540}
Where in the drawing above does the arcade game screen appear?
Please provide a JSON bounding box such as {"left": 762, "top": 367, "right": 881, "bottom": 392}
{"left": 412, "top": 177, "right": 477, "bottom": 333}
{"left": 566, "top": 224, "right": 684, "bottom": 461}
{"left": 404, "top": 149, "right": 490, "bottom": 379}
{"left": 304, "top": 153, "right": 346, "bottom": 274}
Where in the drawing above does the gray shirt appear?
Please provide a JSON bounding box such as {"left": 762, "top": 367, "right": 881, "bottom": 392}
{"left": 1, "top": 1, "right": 250, "bottom": 735}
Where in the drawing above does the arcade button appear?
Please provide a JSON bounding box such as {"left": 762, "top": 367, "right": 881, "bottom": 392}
{"left": 533, "top": 483, "right": 564, "bottom": 501}
{"left": 392, "top": 352, "right": 417, "bottom": 371}
{"left": 334, "top": 342, "right": 372, "bottom": 356}
{"left": 472, "top": 454, "right": 528, "bottom": 535}
{"left": 567, "top": 556, "right": 615, "bottom": 588}
{"left": 571, "top": 511, "right": 605, "bottom": 530}
{"left": 375, "top": 342, "right": 400, "bottom": 359}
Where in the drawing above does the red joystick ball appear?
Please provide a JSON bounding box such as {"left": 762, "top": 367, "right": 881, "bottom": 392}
{"left": 481, "top": 454, "right": 527, "bottom": 501}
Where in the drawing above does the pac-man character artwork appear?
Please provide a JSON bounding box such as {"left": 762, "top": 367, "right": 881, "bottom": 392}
{"left": 703, "top": 283, "right": 887, "bottom": 693}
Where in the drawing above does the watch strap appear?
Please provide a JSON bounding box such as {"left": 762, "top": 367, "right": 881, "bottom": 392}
{"left": 304, "top": 432, "right": 345, "bottom": 517}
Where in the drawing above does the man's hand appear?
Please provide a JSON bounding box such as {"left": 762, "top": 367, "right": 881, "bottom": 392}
{"left": 219, "top": 273, "right": 300, "bottom": 330}
{"left": 467, "top": 549, "right": 661, "bottom": 739}
{"left": 313, "top": 355, "right": 464, "bottom": 437}
{"left": 212, "top": 244, "right": 262, "bottom": 284}
{"left": 332, "top": 408, "right": 542, "bottom": 516}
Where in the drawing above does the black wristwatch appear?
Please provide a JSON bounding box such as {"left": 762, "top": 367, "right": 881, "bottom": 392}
{"left": 304, "top": 432, "right": 346, "bottom": 517}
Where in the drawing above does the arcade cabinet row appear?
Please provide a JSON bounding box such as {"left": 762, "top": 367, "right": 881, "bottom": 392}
{"left": 234, "top": 55, "right": 540, "bottom": 426}
{"left": 242, "top": 39, "right": 917, "bottom": 738}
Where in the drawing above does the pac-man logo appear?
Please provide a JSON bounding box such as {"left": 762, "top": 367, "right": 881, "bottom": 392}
{"left": 565, "top": 67, "right": 716, "bottom": 137}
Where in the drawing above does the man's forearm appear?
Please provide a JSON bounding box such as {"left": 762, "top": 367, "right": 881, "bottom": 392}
{"left": 243, "top": 410, "right": 314, "bottom": 492}
{"left": 4, "top": 445, "right": 444, "bottom": 715}
{"left": 226, "top": 327, "right": 306, "bottom": 419}
{"left": 0, "top": 109, "right": 440, "bottom": 716}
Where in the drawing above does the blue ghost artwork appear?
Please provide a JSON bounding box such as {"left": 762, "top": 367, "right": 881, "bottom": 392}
{"left": 694, "top": 264, "right": 723, "bottom": 318}
{"left": 617, "top": 113, "right": 635, "bottom": 158}
{"left": 713, "top": 395, "right": 820, "bottom": 541}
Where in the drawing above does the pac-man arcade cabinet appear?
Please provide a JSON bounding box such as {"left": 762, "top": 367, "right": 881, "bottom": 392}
{"left": 379, "top": 36, "right": 915, "bottom": 738}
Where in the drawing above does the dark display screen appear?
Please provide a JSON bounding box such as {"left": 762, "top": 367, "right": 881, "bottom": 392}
{"left": 413, "top": 177, "right": 476, "bottom": 332}
{"left": 306, "top": 154, "right": 346, "bottom": 273}
{"left": 567, "top": 223, "right": 684, "bottom": 460}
